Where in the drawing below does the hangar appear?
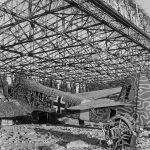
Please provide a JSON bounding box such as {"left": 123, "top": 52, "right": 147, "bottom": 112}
{"left": 0, "top": 0, "right": 150, "bottom": 85}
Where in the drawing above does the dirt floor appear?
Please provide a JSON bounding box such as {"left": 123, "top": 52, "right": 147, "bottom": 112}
{"left": 0, "top": 119, "right": 149, "bottom": 150}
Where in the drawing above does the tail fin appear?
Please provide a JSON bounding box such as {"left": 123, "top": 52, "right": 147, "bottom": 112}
{"left": 117, "top": 73, "right": 150, "bottom": 127}
{"left": 137, "top": 74, "right": 150, "bottom": 127}
{"left": 116, "top": 73, "right": 139, "bottom": 118}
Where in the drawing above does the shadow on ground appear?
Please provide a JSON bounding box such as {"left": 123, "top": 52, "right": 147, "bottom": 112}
{"left": 38, "top": 146, "right": 52, "bottom": 150}
{"left": 34, "top": 126, "right": 100, "bottom": 147}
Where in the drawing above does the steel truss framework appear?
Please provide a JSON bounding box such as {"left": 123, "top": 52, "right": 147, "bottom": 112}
{"left": 0, "top": 0, "right": 150, "bottom": 83}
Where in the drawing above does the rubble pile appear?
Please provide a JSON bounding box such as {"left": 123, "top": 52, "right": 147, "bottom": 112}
{"left": 137, "top": 129, "right": 150, "bottom": 150}
{"left": 0, "top": 124, "right": 106, "bottom": 150}
{"left": 0, "top": 123, "right": 150, "bottom": 150}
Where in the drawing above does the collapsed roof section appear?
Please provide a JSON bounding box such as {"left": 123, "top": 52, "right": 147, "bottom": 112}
{"left": 0, "top": 0, "right": 150, "bottom": 83}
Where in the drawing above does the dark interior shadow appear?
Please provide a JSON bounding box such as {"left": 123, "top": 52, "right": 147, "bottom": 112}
{"left": 38, "top": 146, "right": 52, "bottom": 150}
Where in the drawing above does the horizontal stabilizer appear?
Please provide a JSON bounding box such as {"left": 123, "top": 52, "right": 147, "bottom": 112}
{"left": 68, "top": 98, "right": 132, "bottom": 110}
{"left": 75, "top": 87, "right": 121, "bottom": 100}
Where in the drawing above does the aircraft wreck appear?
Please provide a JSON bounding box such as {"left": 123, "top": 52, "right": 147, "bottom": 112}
{"left": 0, "top": 73, "right": 150, "bottom": 149}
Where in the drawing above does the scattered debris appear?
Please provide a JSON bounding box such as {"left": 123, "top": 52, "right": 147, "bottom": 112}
{"left": 0, "top": 124, "right": 149, "bottom": 150}
{"left": 0, "top": 124, "right": 103, "bottom": 150}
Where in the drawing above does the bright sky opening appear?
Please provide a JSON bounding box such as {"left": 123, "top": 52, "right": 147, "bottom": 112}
{"left": 136, "top": 0, "right": 150, "bottom": 16}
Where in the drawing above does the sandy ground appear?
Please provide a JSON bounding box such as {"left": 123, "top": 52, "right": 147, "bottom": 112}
{"left": 0, "top": 120, "right": 149, "bottom": 150}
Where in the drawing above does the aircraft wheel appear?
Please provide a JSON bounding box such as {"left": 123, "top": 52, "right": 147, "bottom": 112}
{"left": 105, "top": 115, "right": 134, "bottom": 150}
{"left": 113, "top": 119, "right": 131, "bottom": 150}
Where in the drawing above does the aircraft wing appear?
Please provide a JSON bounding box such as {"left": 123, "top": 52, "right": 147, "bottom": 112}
{"left": 75, "top": 87, "right": 121, "bottom": 100}
{"left": 68, "top": 98, "right": 132, "bottom": 110}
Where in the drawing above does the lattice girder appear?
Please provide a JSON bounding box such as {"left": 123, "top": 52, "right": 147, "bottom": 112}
{"left": 0, "top": 0, "right": 149, "bottom": 82}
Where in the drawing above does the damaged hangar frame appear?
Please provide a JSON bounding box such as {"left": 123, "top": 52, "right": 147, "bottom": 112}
{"left": 1, "top": 0, "right": 150, "bottom": 149}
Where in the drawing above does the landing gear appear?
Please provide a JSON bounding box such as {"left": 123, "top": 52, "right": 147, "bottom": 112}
{"left": 104, "top": 114, "right": 136, "bottom": 150}
{"left": 79, "top": 119, "right": 84, "bottom": 126}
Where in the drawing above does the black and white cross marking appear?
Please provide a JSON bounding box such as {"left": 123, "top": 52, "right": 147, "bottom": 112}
{"left": 53, "top": 96, "right": 65, "bottom": 114}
